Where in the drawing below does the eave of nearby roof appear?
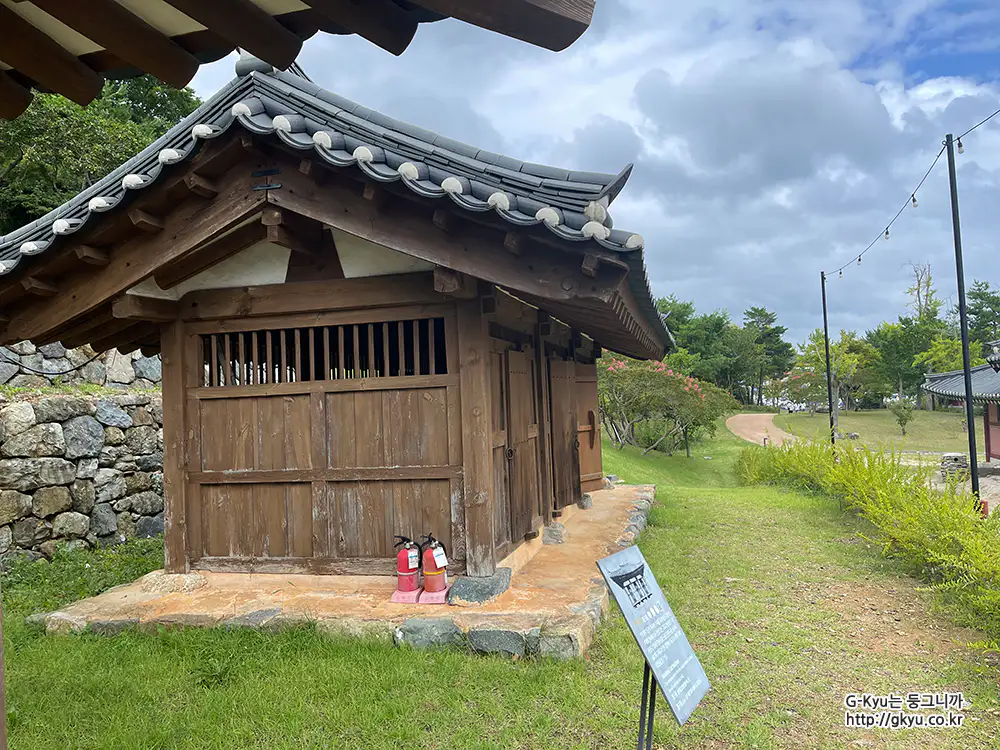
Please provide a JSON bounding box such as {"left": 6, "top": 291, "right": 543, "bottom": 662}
{"left": 922, "top": 364, "right": 1000, "bottom": 403}
{"left": 0, "top": 54, "right": 670, "bottom": 356}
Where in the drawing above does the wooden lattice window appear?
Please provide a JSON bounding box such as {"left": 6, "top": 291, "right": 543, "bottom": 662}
{"left": 200, "top": 318, "right": 447, "bottom": 387}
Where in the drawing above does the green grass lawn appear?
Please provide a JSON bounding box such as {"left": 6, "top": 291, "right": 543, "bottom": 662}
{"left": 776, "top": 408, "right": 988, "bottom": 454}
{"left": 3, "top": 432, "right": 998, "bottom": 749}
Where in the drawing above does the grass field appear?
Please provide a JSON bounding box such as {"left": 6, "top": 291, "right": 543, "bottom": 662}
{"left": 3, "top": 432, "right": 998, "bottom": 748}
{"left": 776, "top": 408, "right": 987, "bottom": 454}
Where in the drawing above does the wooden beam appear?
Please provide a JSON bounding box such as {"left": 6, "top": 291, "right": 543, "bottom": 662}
{"left": 363, "top": 182, "right": 388, "bottom": 208}
{"left": 91, "top": 322, "right": 157, "bottom": 355}
{"left": 261, "top": 206, "right": 284, "bottom": 226}
{"left": 0, "top": 70, "right": 32, "bottom": 120}
{"left": 433, "top": 267, "right": 476, "bottom": 299}
{"left": 161, "top": 320, "right": 188, "bottom": 573}
{"left": 2, "top": 167, "right": 266, "bottom": 343}
{"left": 21, "top": 277, "right": 56, "bottom": 297}
{"left": 50, "top": 309, "right": 117, "bottom": 349}
{"left": 27, "top": 0, "right": 200, "bottom": 89}
{"left": 432, "top": 208, "right": 456, "bottom": 233}
{"left": 177, "top": 274, "right": 441, "bottom": 321}
{"left": 456, "top": 299, "right": 496, "bottom": 577}
{"left": 154, "top": 220, "right": 266, "bottom": 290}
{"left": 410, "top": 0, "right": 594, "bottom": 52}
{"left": 266, "top": 166, "right": 629, "bottom": 306}
{"left": 503, "top": 232, "right": 524, "bottom": 256}
{"left": 129, "top": 209, "right": 164, "bottom": 234}
{"left": 0, "top": 4, "right": 104, "bottom": 107}
{"left": 301, "top": 0, "right": 418, "bottom": 55}
{"left": 112, "top": 295, "right": 180, "bottom": 323}
{"left": 183, "top": 173, "right": 220, "bottom": 199}
{"left": 581, "top": 253, "right": 600, "bottom": 278}
{"left": 75, "top": 246, "right": 109, "bottom": 267}
{"left": 162, "top": 0, "right": 303, "bottom": 70}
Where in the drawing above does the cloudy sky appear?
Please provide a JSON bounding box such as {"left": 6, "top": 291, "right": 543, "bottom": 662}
{"left": 191, "top": 0, "right": 1000, "bottom": 345}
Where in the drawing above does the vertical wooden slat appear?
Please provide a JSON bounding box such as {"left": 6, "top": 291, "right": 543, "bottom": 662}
{"left": 309, "top": 327, "right": 316, "bottom": 381}
{"left": 311, "top": 391, "right": 329, "bottom": 555}
{"left": 210, "top": 334, "right": 219, "bottom": 387}
{"left": 382, "top": 322, "right": 390, "bottom": 378}
{"left": 351, "top": 323, "right": 362, "bottom": 378}
{"left": 265, "top": 331, "right": 272, "bottom": 384}
{"left": 280, "top": 330, "right": 287, "bottom": 384}
{"left": 396, "top": 320, "right": 406, "bottom": 377}
{"left": 324, "top": 327, "right": 331, "bottom": 381}
{"left": 294, "top": 329, "right": 302, "bottom": 383}
{"left": 250, "top": 331, "right": 258, "bottom": 386}
{"left": 223, "top": 334, "right": 232, "bottom": 386}
{"left": 161, "top": 320, "right": 188, "bottom": 572}
{"left": 456, "top": 300, "right": 496, "bottom": 576}
{"left": 412, "top": 319, "right": 421, "bottom": 376}
{"left": 429, "top": 319, "right": 436, "bottom": 375}
{"left": 237, "top": 332, "right": 246, "bottom": 386}
{"left": 367, "top": 323, "right": 376, "bottom": 378}
{"left": 337, "top": 325, "right": 345, "bottom": 380}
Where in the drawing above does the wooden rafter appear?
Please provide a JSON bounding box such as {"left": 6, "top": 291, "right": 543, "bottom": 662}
{"left": 161, "top": 0, "right": 303, "bottom": 71}
{"left": 154, "top": 219, "right": 266, "bottom": 290}
{"left": 0, "top": 71, "right": 32, "bottom": 120}
{"left": 301, "top": 0, "right": 418, "bottom": 55}
{"left": 0, "top": 3, "right": 104, "bottom": 106}
{"left": 25, "top": 0, "right": 200, "bottom": 89}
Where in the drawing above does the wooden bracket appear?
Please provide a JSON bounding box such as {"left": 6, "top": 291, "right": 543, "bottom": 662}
{"left": 537, "top": 310, "right": 552, "bottom": 337}
{"left": 433, "top": 267, "right": 476, "bottom": 298}
{"left": 112, "top": 294, "right": 179, "bottom": 322}
{"left": 75, "top": 245, "right": 109, "bottom": 266}
{"left": 129, "top": 209, "right": 164, "bottom": 233}
{"left": 21, "top": 276, "right": 57, "bottom": 297}
{"left": 581, "top": 253, "right": 600, "bottom": 278}
{"left": 432, "top": 208, "right": 456, "bottom": 233}
{"left": 183, "top": 173, "right": 220, "bottom": 199}
{"left": 363, "top": 182, "right": 388, "bottom": 209}
{"left": 503, "top": 232, "right": 523, "bottom": 256}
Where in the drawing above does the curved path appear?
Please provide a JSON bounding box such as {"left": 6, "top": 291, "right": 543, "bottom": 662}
{"left": 726, "top": 413, "right": 795, "bottom": 446}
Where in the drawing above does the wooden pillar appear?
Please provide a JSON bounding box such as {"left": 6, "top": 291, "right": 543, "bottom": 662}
{"left": 456, "top": 299, "right": 496, "bottom": 576}
{"left": 160, "top": 320, "right": 188, "bottom": 573}
{"left": 534, "top": 323, "right": 555, "bottom": 525}
{"left": 985, "top": 405, "right": 992, "bottom": 462}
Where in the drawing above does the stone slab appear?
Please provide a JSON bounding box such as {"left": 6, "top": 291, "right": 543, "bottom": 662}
{"left": 34, "top": 484, "right": 655, "bottom": 659}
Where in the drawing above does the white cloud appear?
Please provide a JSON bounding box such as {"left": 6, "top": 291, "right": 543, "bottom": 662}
{"left": 189, "top": 0, "right": 1000, "bottom": 344}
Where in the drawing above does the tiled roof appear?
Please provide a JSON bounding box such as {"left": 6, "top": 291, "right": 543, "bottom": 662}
{"left": 922, "top": 364, "right": 1000, "bottom": 403}
{"left": 0, "top": 53, "right": 669, "bottom": 352}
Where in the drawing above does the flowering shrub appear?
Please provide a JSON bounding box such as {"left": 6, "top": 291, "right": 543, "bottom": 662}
{"left": 598, "top": 354, "right": 736, "bottom": 454}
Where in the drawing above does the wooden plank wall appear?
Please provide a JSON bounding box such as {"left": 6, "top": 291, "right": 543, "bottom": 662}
{"left": 575, "top": 362, "right": 604, "bottom": 493}
{"left": 181, "top": 302, "right": 463, "bottom": 575}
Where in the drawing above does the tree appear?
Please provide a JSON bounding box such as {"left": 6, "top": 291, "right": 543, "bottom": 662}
{"left": 744, "top": 306, "right": 795, "bottom": 405}
{"left": 794, "top": 329, "right": 877, "bottom": 426}
{"left": 888, "top": 398, "right": 915, "bottom": 436}
{"left": 961, "top": 280, "right": 1000, "bottom": 351}
{"left": 907, "top": 263, "right": 944, "bottom": 322}
{"left": 0, "top": 77, "right": 201, "bottom": 235}
{"left": 913, "top": 335, "right": 986, "bottom": 374}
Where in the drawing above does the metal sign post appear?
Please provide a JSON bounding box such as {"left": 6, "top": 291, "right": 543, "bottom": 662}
{"left": 598, "top": 547, "right": 710, "bottom": 747}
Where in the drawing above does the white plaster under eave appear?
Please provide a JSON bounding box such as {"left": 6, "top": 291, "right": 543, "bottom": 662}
{"left": 125, "top": 240, "right": 292, "bottom": 301}
{"left": 330, "top": 227, "right": 435, "bottom": 278}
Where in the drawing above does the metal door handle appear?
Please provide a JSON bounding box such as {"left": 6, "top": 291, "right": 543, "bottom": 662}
{"left": 505, "top": 447, "right": 515, "bottom": 460}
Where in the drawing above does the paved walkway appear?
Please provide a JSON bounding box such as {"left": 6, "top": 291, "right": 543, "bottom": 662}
{"left": 726, "top": 413, "right": 795, "bottom": 446}
{"left": 33, "top": 485, "right": 656, "bottom": 658}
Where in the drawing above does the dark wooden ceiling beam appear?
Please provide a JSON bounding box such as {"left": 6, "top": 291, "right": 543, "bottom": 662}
{"left": 0, "top": 70, "right": 32, "bottom": 120}
{"left": 0, "top": 3, "right": 104, "bottom": 106}
{"left": 26, "top": 0, "right": 200, "bottom": 89}
{"left": 411, "top": 0, "right": 594, "bottom": 52}
{"left": 300, "top": 0, "right": 418, "bottom": 55}
{"left": 54, "top": 310, "right": 118, "bottom": 349}
{"left": 91, "top": 322, "right": 157, "bottom": 355}
{"left": 154, "top": 219, "right": 266, "bottom": 290}
{"left": 162, "top": 0, "right": 303, "bottom": 70}
{"left": 112, "top": 295, "right": 179, "bottom": 323}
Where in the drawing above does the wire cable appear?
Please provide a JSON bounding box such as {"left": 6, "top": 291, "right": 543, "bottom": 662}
{"left": 958, "top": 105, "right": 1000, "bottom": 140}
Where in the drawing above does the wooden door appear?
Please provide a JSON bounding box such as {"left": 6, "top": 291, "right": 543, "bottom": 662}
{"left": 506, "top": 349, "right": 540, "bottom": 541}
{"left": 576, "top": 363, "right": 604, "bottom": 493}
{"left": 490, "top": 349, "right": 511, "bottom": 550}
{"left": 548, "top": 357, "right": 581, "bottom": 510}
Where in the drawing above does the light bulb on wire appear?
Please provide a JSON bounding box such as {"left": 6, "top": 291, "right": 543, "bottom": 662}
{"left": 884, "top": 228, "right": 890, "bottom": 240}
{"left": 911, "top": 194, "right": 918, "bottom": 208}
{"left": 857, "top": 255, "right": 862, "bottom": 265}
{"left": 957, "top": 138, "right": 964, "bottom": 154}
{"left": 839, "top": 270, "right": 843, "bottom": 278}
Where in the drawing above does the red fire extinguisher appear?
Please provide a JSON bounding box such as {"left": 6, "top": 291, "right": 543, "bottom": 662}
{"left": 420, "top": 534, "right": 449, "bottom": 593}
{"left": 392, "top": 535, "right": 421, "bottom": 600}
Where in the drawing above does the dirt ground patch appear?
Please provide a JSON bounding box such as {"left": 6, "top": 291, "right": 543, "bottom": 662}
{"left": 726, "top": 413, "right": 795, "bottom": 446}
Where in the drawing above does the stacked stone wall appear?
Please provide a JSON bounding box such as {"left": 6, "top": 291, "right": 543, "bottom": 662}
{"left": 0, "top": 393, "right": 164, "bottom": 561}
{"left": 0, "top": 342, "right": 161, "bottom": 389}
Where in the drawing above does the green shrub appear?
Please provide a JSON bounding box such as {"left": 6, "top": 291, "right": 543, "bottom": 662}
{"left": 737, "top": 441, "right": 1000, "bottom": 639}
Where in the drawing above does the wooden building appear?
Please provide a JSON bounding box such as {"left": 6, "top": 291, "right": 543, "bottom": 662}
{"left": 923, "top": 357, "right": 1000, "bottom": 463}
{"left": 0, "top": 0, "right": 596, "bottom": 120}
{"left": 0, "top": 58, "right": 670, "bottom": 582}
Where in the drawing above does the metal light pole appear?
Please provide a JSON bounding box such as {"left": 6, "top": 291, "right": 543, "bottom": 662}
{"left": 820, "top": 271, "right": 836, "bottom": 445}
{"left": 945, "top": 133, "right": 980, "bottom": 498}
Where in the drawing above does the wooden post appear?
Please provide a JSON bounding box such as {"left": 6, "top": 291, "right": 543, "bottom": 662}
{"left": 456, "top": 299, "right": 496, "bottom": 576}
{"left": 985, "top": 405, "right": 992, "bottom": 463}
{"left": 160, "top": 320, "right": 188, "bottom": 573}
{"left": 534, "top": 319, "right": 555, "bottom": 525}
